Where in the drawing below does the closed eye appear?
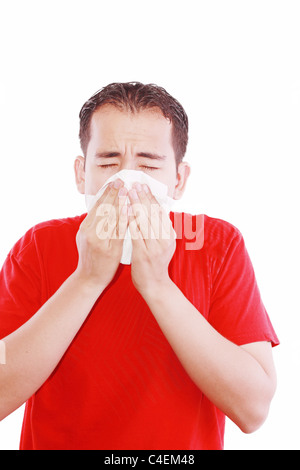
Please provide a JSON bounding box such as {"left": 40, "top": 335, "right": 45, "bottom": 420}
{"left": 140, "top": 165, "right": 159, "bottom": 171}
{"left": 98, "top": 163, "right": 118, "bottom": 169}
{"left": 99, "top": 164, "right": 158, "bottom": 171}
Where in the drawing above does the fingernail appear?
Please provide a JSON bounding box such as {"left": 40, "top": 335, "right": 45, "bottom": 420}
{"left": 134, "top": 183, "right": 142, "bottom": 192}
{"left": 142, "top": 184, "right": 149, "bottom": 193}
{"left": 128, "top": 205, "right": 134, "bottom": 216}
{"left": 113, "top": 179, "right": 123, "bottom": 189}
{"left": 129, "top": 189, "right": 139, "bottom": 200}
{"left": 118, "top": 187, "right": 127, "bottom": 197}
{"left": 121, "top": 204, "right": 128, "bottom": 215}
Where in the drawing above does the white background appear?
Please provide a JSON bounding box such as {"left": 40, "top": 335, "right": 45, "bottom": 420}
{"left": 0, "top": 0, "right": 299, "bottom": 450}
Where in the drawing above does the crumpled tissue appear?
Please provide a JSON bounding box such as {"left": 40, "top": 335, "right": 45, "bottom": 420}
{"left": 85, "top": 169, "right": 175, "bottom": 264}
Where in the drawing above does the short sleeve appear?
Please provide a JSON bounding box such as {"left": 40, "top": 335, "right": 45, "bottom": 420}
{"left": 208, "top": 229, "right": 279, "bottom": 347}
{"left": 0, "top": 236, "right": 42, "bottom": 339}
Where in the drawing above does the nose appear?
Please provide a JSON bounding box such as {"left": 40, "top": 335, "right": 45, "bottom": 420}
{"left": 120, "top": 162, "right": 135, "bottom": 170}
{"left": 120, "top": 155, "right": 136, "bottom": 171}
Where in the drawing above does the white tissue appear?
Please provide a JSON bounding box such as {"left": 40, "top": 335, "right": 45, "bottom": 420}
{"left": 85, "top": 169, "right": 175, "bottom": 264}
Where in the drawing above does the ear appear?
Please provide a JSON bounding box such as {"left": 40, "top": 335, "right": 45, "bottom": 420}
{"left": 74, "top": 156, "right": 86, "bottom": 194}
{"left": 173, "top": 162, "right": 191, "bottom": 200}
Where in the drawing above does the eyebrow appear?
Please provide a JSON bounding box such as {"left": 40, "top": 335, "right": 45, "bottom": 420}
{"left": 94, "top": 152, "right": 120, "bottom": 159}
{"left": 94, "top": 151, "right": 166, "bottom": 161}
{"left": 137, "top": 152, "right": 166, "bottom": 161}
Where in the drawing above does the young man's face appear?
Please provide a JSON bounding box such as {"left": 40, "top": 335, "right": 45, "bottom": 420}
{"left": 75, "top": 104, "right": 190, "bottom": 198}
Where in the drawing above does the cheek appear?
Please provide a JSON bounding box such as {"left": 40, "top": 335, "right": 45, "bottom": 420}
{"left": 158, "top": 174, "right": 178, "bottom": 198}
{"left": 169, "top": 173, "right": 180, "bottom": 198}
{"left": 84, "top": 166, "right": 107, "bottom": 195}
{"left": 166, "top": 183, "right": 177, "bottom": 198}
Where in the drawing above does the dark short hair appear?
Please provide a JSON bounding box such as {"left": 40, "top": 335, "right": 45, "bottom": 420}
{"left": 79, "top": 82, "right": 188, "bottom": 166}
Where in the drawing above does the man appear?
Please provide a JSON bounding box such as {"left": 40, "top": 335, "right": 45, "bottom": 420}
{"left": 0, "top": 82, "right": 279, "bottom": 450}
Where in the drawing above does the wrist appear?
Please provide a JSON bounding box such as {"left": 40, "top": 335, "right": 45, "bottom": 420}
{"left": 139, "top": 276, "right": 175, "bottom": 304}
{"left": 70, "top": 270, "right": 107, "bottom": 299}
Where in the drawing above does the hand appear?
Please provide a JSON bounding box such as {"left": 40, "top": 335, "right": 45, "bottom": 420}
{"left": 128, "top": 183, "right": 176, "bottom": 298}
{"left": 75, "top": 179, "right": 128, "bottom": 290}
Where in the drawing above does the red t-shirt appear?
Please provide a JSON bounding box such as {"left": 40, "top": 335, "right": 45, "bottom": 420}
{"left": 0, "top": 212, "right": 279, "bottom": 450}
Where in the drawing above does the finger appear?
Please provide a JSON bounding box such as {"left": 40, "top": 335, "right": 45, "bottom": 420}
{"left": 95, "top": 179, "right": 124, "bottom": 217}
{"left": 142, "top": 184, "right": 175, "bottom": 238}
{"left": 128, "top": 206, "right": 144, "bottom": 243}
{"left": 82, "top": 184, "right": 112, "bottom": 228}
{"left": 112, "top": 188, "right": 128, "bottom": 240}
{"left": 128, "top": 189, "right": 155, "bottom": 242}
{"left": 158, "top": 205, "right": 176, "bottom": 240}
{"left": 84, "top": 180, "right": 124, "bottom": 229}
{"left": 131, "top": 184, "right": 168, "bottom": 240}
{"left": 95, "top": 203, "right": 119, "bottom": 240}
{"left": 93, "top": 180, "right": 126, "bottom": 238}
{"left": 117, "top": 204, "right": 129, "bottom": 240}
{"left": 98, "top": 184, "right": 128, "bottom": 240}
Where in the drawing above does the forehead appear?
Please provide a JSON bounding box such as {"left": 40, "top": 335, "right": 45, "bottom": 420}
{"left": 88, "top": 105, "right": 173, "bottom": 149}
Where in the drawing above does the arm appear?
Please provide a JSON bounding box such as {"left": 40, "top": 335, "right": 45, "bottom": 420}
{"left": 0, "top": 180, "right": 128, "bottom": 421}
{"left": 128, "top": 184, "right": 277, "bottom": 433}
{"left": 142, "top": 280, "right": 276, "bottom": 433}
{"left": 0, "top": 272, "right": 102, "bottom": 420}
